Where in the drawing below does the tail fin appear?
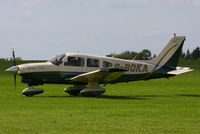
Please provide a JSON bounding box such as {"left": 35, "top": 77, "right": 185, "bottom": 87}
{"left": 147, "top": 36, "right": 185, "bottom": 68}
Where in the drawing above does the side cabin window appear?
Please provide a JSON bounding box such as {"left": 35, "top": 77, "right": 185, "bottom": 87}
{"left": 64, "top": 57, "right": 84, "bottom": 66}
{"left": 87, "top": 58, "right": 99, "bottom": 67}
{"left": 103, "top": 61, "right": 112, "bottom": 67}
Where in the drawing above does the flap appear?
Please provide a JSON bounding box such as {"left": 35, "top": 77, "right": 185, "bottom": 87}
{"left": 71, "top": 68, "right": 126, "bottom": 83}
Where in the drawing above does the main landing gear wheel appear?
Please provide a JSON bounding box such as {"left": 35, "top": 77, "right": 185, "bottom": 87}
{"left": 64, "top": 85, "right": 86, "bottom": 96}
{"left": 80, "top": 88, "right": 105, "bottom": 97}
{"left": 80, "top": 82, "right": 105, "bottom": 97}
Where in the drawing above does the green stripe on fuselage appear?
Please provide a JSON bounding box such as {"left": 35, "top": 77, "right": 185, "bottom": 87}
{"left": 20, "top": 71, "right": 83, "bottom": 84}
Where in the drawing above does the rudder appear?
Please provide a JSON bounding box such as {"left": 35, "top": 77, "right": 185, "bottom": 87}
{"left": 147, "top": 36, "right": 185, "bottom": 68}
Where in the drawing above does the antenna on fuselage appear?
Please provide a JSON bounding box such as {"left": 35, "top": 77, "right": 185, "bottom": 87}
{"left": 133, "top": 53, "right": 139, "bottom": 60}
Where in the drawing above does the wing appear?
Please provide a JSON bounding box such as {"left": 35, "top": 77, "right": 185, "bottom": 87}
{"left": 70, "top": 68, "right": 126, "bottom": 83}
{"left": 167, "top": 67, "right": 193, "bottom": 75}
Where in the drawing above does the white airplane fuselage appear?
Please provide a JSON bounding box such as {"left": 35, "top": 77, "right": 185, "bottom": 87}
{"left": 17, "top": 53, "right": 158, "bottom": 85}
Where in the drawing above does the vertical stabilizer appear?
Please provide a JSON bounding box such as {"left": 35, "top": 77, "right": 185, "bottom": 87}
{"left": 147, "top": 36, "right": 185, "bottom": 68}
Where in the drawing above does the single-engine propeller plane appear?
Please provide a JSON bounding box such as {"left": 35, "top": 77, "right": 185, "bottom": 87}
{"left": 6, "top": 35, "right": 193, "bottom": 97}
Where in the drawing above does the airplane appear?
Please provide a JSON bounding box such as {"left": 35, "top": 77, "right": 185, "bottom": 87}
{"left": 6, "top": 35, "right": 193, "bottom": 97}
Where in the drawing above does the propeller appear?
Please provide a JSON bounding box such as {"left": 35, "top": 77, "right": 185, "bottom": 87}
{"left": 12, "top": 48, "right": 17, "bottom": 92}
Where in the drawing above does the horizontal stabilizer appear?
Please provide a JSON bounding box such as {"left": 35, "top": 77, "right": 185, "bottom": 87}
{"left": 167, "top": 67, "right": 193, "bottom": 75}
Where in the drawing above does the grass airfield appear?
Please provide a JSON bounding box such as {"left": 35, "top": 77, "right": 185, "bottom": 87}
{"left": 0, "top": 69, "right": 200, "bottom": 134}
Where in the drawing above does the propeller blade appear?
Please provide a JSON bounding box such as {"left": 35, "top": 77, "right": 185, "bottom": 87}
{"left": 14, "top": 73, "right": 16, "bottom": 92}
{"left": 12, "top": 48, "right": 17, "bottom": 92}
{"left": 12, "top": 48, "right": 16, "bottom": 66}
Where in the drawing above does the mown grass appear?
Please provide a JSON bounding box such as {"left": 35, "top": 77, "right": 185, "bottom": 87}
{"left": 0, "top": 60, "right": 200, "bottom": 134}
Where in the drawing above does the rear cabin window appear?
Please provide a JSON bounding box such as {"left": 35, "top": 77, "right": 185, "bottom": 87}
{"left": 103, "top": 61, "right": 112, "bottom": 67}
{"left": 64, "top": 57, "right": 84, "bottom": 66}
{"left": 87, "top": 58, "right": 99, "bottom": 67}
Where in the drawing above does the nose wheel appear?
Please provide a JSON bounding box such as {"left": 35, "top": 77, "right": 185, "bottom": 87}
{"left": 22, "top": 87, "right": 44, "bottom": 97}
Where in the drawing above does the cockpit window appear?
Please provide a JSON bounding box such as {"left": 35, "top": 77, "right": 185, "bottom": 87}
{"left": 103, "top": 61, "right": 112, "bottom": 67}
{"left": 64, "top": 57, "right": 84, "bottom": 66}
{"left": 49, "top": 54, "right": 65, "bottom": 65}
{"left": 87, "top": 58, "right": 99, "bottom": 67}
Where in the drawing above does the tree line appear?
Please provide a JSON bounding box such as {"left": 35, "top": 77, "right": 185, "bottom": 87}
{"left": 107, "top": 46, "right": 200, "bottom": 60}
{"left": 181, "top": 47, "right": 200, "bottom": 60}
{"left": 107, "top": 49, "right": 156, "bottom": 60}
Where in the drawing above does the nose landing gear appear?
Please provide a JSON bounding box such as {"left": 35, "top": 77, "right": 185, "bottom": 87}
{"left": 22, "top": 87, "right": 44, "bottom": 97}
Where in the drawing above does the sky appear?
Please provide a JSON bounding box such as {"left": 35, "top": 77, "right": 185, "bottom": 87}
{"left": 0, "top": 0, "right": 200, "bottom": 60}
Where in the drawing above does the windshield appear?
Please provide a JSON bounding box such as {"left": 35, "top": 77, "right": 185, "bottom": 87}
{"left": 49, "top": 54, "right": 65, "bottom": 65}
